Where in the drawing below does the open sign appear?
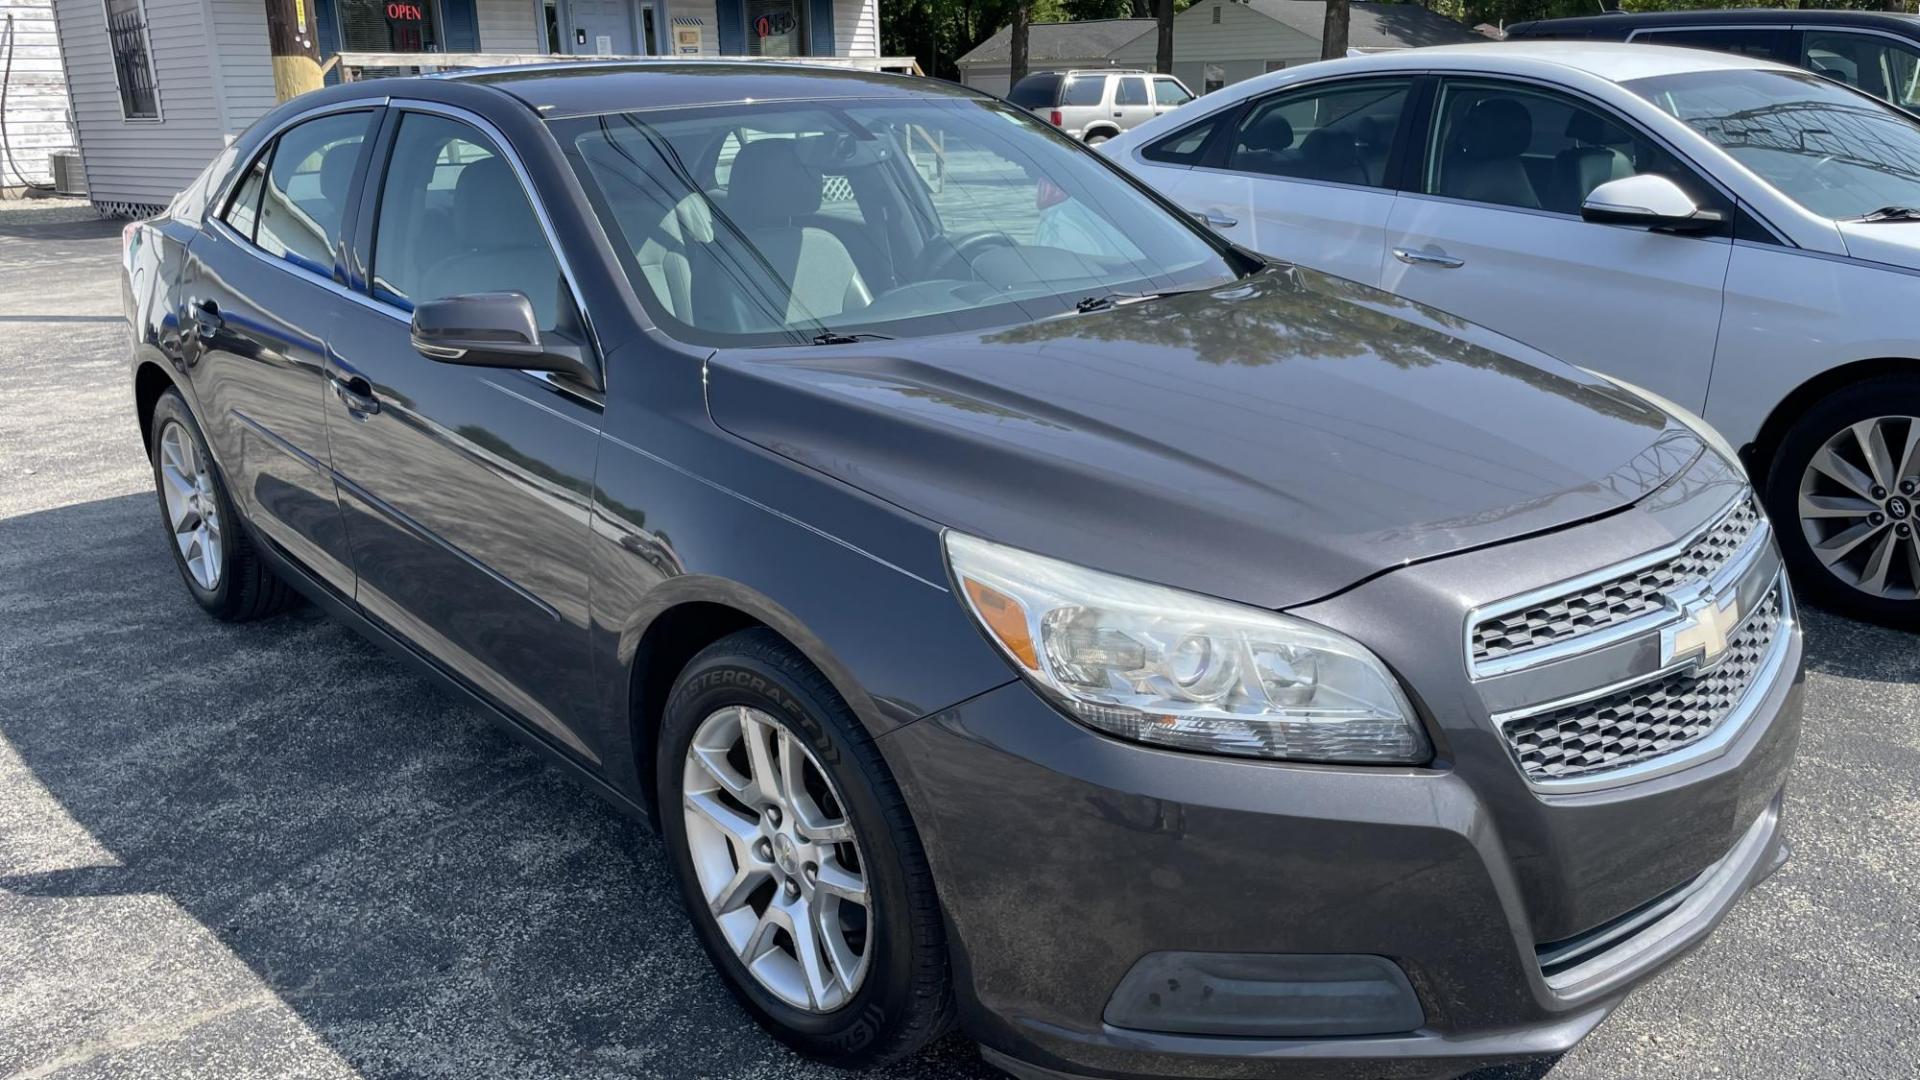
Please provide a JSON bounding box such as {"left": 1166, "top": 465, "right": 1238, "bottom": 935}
{"left": 386, "top": 2, "right": 423, "bottom": 19}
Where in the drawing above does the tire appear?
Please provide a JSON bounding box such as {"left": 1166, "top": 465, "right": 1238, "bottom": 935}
{"left": 147, "top": 389, "right": 298, "bottom": 622}
{"left": 1084, "top": 132, "right": 1111, "bottom": 145}
{"left": 657, "top": 628, "right": 953, "bottom": 1069}
{"left": 1762, "top": 375, "right": 1920, "bottom": 628}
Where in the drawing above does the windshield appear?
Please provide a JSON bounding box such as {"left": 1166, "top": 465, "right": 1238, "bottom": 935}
{"left": 555, "top": 96, "right": 1240, "bottom": 346}
{"left": 1626, "top": 68, "right": 1920, "bottom": 220}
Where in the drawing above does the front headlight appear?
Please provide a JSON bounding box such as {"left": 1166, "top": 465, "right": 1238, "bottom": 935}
{"left": 1588, "top": 371, "right": 1747, "bottom": 480}
{"left": 944, "top": 532, "right": 1429, "bottom": 764}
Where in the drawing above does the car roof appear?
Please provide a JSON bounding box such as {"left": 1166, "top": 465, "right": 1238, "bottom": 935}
{"left": 1366, "top": 40, "right": 1790, "bottom": 83}
{"left": 429, "top": 60, "right": 990, "bottom": 119}
{"left": 1512, "top": 8, "right": 1920, "bottom": 36}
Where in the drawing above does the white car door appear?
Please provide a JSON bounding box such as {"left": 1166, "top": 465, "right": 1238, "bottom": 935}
{"left": 1378, "top": 77, "right": 1732, "bottom": 411}
{"left": 1170, "top": 76, "right": 1418, "bottom": 287}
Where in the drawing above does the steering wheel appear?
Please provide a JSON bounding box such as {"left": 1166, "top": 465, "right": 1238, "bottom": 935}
{"left": 926, "top": 230, "right": 1019, "bottom": 281}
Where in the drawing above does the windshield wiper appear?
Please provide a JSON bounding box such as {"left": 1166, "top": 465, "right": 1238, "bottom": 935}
{"left": 809, "top": 330, "right": 895, "bottom": 345}
{"left": 1853, "top": 205, "right": 1920, "bottom": 222}
{"left": 1072, "top": 288, "right": 1198, "bottom": 314}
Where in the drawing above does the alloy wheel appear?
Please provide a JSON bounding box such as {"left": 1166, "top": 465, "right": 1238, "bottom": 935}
{"left": 1798, "top": 415, "right": 1920, "bottom": 599}
{"left": 680, "top": 705, "right": 872, "bottom": 1013}
{"left": 157, "top": 420, "right": 222, "bottom": 591}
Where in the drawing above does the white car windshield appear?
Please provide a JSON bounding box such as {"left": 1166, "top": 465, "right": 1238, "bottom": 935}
{"left": 1627, "top": 68, "right": 1920, "bottom": 221}
{"left": 553, "top": 96, "right": 1244, "bottom": 347}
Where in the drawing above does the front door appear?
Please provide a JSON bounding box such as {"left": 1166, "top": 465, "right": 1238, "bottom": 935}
{"left": 327, "top": 107, "right": 606, "bottom": 758}
{"left": 183, "top": 107, "right": 380, "bottom": 598}
{"left": 1379, "top": 78, "right": 1732, "bottom": 411}
{"left": 567, "top": 0, "right": 640, "bottom": 54}
{"left": 1180, "top": 76, "right": 1416, "bottom": 286}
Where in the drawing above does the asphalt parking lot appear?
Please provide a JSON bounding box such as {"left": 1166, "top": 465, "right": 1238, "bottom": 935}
{"left": 1, "top": 199, "right": 1916, "bottom": 1080}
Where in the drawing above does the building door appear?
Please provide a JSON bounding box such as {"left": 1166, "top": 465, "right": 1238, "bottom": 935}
{"left": 567, "top": 0, "right": 641, "bottom": 54}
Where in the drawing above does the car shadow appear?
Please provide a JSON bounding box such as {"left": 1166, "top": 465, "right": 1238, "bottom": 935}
{"left": 1797, "top": 606, "right": 1920, "bottom": 684}
{"left": 0, "top": 491, "right": 991, "bottom": 1078}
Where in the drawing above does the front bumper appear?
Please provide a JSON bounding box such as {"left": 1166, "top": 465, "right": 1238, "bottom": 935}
{"left": 882, "top": 641, "right": 1798, "bottom": 1080}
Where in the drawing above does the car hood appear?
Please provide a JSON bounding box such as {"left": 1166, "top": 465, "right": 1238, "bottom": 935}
{"left": 1836, "top": 220, "right": 1920, "bottom": 270}
{"left": 705, "top": 267, "right": 1696, "bottom": 609}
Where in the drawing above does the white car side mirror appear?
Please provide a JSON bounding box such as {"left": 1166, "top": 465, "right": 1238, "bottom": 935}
{"left": 1581, "top": 174, "right": 1725, "bottom": 234}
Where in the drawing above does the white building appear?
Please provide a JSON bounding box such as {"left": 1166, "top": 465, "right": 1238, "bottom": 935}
{"left": 1, "top": 0, "right": 75, "bottom": 192}
{"left": 50, "top": 0, "right": 886, "bottom": 215}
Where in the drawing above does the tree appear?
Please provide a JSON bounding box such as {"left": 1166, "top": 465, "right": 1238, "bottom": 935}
{"left": 1154, "top": 0, "right": 1174, "bottom": 74}
{"left": 1009, "top": 2, "right": 1032, "bottom": 87}
{"left": 264, "top": 0, "right": 323, "bottom": 101}
{"left": 1320, "top": 0, "right": 1350, "bottom": 61}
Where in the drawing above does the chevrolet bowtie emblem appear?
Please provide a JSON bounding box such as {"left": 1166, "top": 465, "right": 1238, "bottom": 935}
{"left": 1662, "top": 587, "right": 1742, "bottom": 670}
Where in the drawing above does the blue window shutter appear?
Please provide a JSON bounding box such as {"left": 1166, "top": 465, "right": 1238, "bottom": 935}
{"left": 716, "top": 0, "right": 744, "bottom": 54}
{"left": 809, "top": 0, "right": 833, "bottom": 55}
{"left": 442, "top": 0, "right": 480, "bottom": 51}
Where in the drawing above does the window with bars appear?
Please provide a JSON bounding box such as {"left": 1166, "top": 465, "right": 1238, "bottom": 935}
{"left": 103, "top": 0, "right": 159, "bottom": 119}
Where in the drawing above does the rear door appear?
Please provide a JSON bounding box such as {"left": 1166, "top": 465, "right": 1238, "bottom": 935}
{"left": 1112, "top": 75, "right": 1153, "bottom": 133}
{"left": 182, "top": 106, "right": 379, "bottom": 596}
{"left": 326, "top": 104, "right": 606, "bottom": 758}
{"left": 1176, "top": 75, "right": 1417, "bottom": 285}
{"left": 1378, "top": 77, "right": 1731, "bottom": 410}
{"left": 1796, "top": 28, "right": 1920, "bottom": 111}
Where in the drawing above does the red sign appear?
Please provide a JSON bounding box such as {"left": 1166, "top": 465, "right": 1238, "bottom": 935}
{"left": 386, "top": 2, "right": 423, "bottom": 20}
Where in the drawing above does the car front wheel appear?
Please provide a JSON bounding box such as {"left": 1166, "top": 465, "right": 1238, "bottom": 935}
{"left": 1766, "top": 377, "right": 1920, "bottom": 627}
{"left": 658, "top": 628, "right": 953, "bottom": 1068}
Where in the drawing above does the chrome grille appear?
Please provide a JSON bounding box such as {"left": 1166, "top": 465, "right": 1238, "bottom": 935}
{"left": 1471, "top": 497, "right": 1761, "bottom": 666}
{"left": 1499, "top": 588, "right": 1782, "bottom": 783}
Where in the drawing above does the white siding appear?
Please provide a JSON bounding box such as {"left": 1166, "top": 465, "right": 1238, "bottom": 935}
{"left": 1109, "top": 1, "right": 1317, "bottom": 91}
{"left": 208, "top": 0, "right": 274, "bottom": 131}
{"left": 830, "top": 0, "right": 873, "bottom": 58}
{"left": 1, "top": 0, "right": 74, "bottom": 186}
{"left": 478, "top": 0, "right": 541, "bottom": 53}
{"left": 53, "top": 0, "right": 268, "bottom": 209}
{"left": 670, "top": 0, "right": 717, "bottom": 55}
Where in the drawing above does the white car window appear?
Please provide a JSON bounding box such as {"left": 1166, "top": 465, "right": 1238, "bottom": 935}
{"left": 1226, "top": 79, "right": 1409, "bottom": 188}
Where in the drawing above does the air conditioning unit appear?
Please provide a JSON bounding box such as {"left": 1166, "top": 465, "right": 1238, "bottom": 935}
{"left": 50, "top": 149, "right": 87, "bottom": 197}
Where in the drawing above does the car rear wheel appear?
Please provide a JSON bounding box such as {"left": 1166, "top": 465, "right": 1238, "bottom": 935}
{"left": 1765, "top": 377, "right": 1920, "bottom": 627}
{"left": 658, "top": 628, "right": 952, "bottom": 1068}
{"left": 1084, "top": 132, "right": 1111, "bottom": 145}
{"left": 147, "top": 389, "right": 297, "bottom": 621}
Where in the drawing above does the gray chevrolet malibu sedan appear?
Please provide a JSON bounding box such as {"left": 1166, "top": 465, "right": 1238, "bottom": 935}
{"left": 121, "top": 62, "right": 1802, "bottom": 1080}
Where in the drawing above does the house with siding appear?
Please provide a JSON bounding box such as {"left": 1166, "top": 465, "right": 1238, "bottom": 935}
{"left": 1, "top": 0, "right": 75, "bottom": 192}
{"left": 955, "top": 18, "right": 1151, "bottom": 98}
{"left": 960, "top": 0, "right": 1480, "bottom": 99}
{"left": 50, "top": 0, "right": 886, "bottom": 215}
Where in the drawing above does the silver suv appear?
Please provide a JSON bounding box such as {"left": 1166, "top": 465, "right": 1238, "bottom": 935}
{"left": 1009, "top": 68, "right": 1196, "bottom": 143}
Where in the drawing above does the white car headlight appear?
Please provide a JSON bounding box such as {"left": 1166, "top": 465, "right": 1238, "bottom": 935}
{"left": 944, "top": 532, "right": 1429, "bottom": 764}
{"left": 1588, "top": 371, "right": 1747, "bottom": 480}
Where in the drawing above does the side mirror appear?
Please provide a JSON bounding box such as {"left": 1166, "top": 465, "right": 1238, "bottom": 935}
{"left": 409, "top": 292, "right": 600, "bottom": 391}
{"left": 1581, "top": 174, "right": 1725, "bottom": 234}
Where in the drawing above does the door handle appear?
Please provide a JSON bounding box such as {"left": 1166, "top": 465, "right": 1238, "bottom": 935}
{"left": 191, "top": 300, "right": 223, "bottom": 340}
{"left": 1190, "top": 209, "right": 1238, "bottom": 229}
{"left": 1392, "top": 247, "right": 1465, "bottom": 269}
{"left": 331, "top": 372, "right": 381, "bottom": 417}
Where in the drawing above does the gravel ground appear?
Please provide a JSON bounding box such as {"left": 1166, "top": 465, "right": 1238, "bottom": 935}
{"left": 0, "top": 205, "right": 1915, "bottom": 1080}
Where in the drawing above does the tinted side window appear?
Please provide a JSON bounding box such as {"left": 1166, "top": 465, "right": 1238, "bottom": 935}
{"left": 222, "top": 153, "right": 268, "bottom": 240}
{"left": 1142, "top": 115, "right": 1222, "bottom": 165}
{"left": 1226, "top": 79, "right": 1410, "bottom": 187}
{"left": 256, "top": 111, "right": 374, "bottom": 276}
{"left": 1633, "top": 27, "right": 1789, "bottom": 60}
{"left": 1425, "top": 80, "right": 1697, "bottom": 216}
{"left": 1154, "top": 78, "right": 1194, "bottom": 106}
{"left": 1009, "top": 74, "right": 1062, "bottom": 108}
{"left": 1061, "top": 76, "right": 1106, "bottom": 106}
{"left": 1803, "top": 30, "right": 1920, "bottom": 108}
{"left": 1116, "top": 77, "right": 1149, "bottom": 106}
{"left": 370, "top": 112, "right": 575, "bottom": 335}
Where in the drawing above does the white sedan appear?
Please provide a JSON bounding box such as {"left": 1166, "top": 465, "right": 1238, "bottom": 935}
{"left": 1104, "top": 42, "right": 1920, "bottom": 625}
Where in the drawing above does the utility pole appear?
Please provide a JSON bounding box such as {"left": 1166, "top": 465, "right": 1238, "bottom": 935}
{"left": 265, "top": 0, "right": 324, "bottom": 102}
